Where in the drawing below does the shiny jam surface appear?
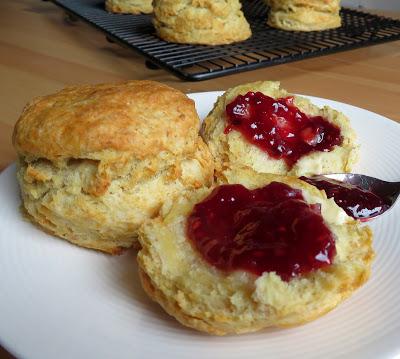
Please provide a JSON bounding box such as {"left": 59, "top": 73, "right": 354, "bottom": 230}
{"left": 187, "top": 182, "right": 336, "bottom": 281}
{"left": 225, "top": 92, "right": 343, "bottom": 168}
{"left": 301, "top": 177, "right": 390, "bottom": 220}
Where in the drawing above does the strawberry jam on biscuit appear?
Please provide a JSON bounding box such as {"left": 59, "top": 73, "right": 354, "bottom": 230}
{"left": 225, "top": 92, "right": 342, "bottom": 168}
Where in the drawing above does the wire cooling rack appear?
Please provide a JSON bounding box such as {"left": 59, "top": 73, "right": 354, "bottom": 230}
{"left": 51, "top": 0, "right": 400, "bottom": 81}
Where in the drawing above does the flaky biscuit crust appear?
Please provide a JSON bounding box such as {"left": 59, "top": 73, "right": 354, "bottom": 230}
{"left": 153, "top": 0, "right": 252, "bottom": 45}
{"left": 105, "top": 0, "right": 153, "bottom": 14}
{"left": 137, "top": 173, "right": 374, "bottom": 335}
{"left": 201, "top": 81, "right": 358, "bottom": 178}
{"left": 14, "top": 81, "right": 215, "bottom": 253}
{"left": 13, "top": 80, "right": 199, "bottom": 161}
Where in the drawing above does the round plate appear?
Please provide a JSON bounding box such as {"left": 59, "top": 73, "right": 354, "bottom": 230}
{"left": 1, "top": 92, "right": 400, "bottom": 359}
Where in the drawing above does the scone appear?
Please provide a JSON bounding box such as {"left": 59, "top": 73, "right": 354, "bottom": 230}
{"left": 13, "top": 80, "right": 214, "bottom": 254}
{"left": 153, "top": 0, "right": 252, "bottom": 45}
{"left": 267, "top": 0, "right": 341, "bottom": 31}
{"left": 202, "top": 81, "right": 358, "bottom": 179}
{"left": 105, "top": 0, "right": 153, "bottom": 14}
{"left": 138, "top": 170, "right": 374, "bottom": 335}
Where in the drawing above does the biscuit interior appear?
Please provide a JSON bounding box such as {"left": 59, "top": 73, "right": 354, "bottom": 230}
{"left": 138, "top": 171, "right": 374, "bottom": 335}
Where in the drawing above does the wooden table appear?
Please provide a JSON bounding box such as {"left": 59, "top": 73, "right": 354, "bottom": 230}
{"left": 0, "top": 0, "right": 399, "bottom": 358}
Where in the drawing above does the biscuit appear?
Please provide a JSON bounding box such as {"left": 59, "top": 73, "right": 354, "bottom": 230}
{"left": 267, "top": 0, "right": 341, "bottom": 31}
{"left": 137, "top": 171, "right": 374, "bottom": 335}
{"left": 105, "top": 0, "right": 153, "bottom": 14}
{"left": 201, "top": 81, "right": 358, "bottom": 178}
{"left": 153, "top": 0, "right": 252, "bottom": 45}
{"left": 13, "top": 80, "right": 214, "bottom": 254}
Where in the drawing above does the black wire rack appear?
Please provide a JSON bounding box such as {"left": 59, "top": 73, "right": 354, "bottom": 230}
{"left": 50, "top": 0, "right": 400, "bottom": 81}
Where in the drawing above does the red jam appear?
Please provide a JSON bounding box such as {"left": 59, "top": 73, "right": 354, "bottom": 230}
{"left": 300, "top": 176, "right": 390, "bottom": 220}
{"left": 225, "top": 92, "right": 343, "bottom": 168}
{"left": 187, "top": 182, "right": 336, "bottom": 281}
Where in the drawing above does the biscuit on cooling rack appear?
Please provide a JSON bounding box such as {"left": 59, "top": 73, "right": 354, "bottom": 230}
{"left": 267, "top": 0, "right": 341, "bottom": 31}
{"left": 105, "top": 0, "right": 153, "bottom": 14}
{"left": 153, "top": 0, "right": 252, "bottom": 45}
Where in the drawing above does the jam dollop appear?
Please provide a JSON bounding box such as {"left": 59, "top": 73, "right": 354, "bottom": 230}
{"left": 300, "top": 176, "right": 390, "bottom": 220}
{"left": 225, "top": 92, "right": 343, "bottom": 168}
{"left": 187, "top": 182, "right": 336, "bottom": 281}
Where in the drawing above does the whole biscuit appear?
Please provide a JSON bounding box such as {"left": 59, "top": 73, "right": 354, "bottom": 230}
{"left": 153, "top": 0, "right": 252, "bottom": 45}
{"left": 267, "top": 0, "right": 341, "bottom": 31}
{"left": 105, "top": 0, "right": 153, "bottom": 14}
{"left": 13, "top": 80, "right": 214, "bottom": 254}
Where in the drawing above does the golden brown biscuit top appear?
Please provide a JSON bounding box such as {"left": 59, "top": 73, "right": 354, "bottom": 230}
{"left": 13, "top": 80, "right": 200, "bottom": 161}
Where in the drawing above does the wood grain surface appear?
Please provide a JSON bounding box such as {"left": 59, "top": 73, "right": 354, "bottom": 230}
{"left": 0, "top": 0, "right": 399, "bottom": 358}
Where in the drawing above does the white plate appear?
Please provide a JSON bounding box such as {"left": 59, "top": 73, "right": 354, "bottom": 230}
{"left": 1, "top": 92, "right": 400, "bottom": 359}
